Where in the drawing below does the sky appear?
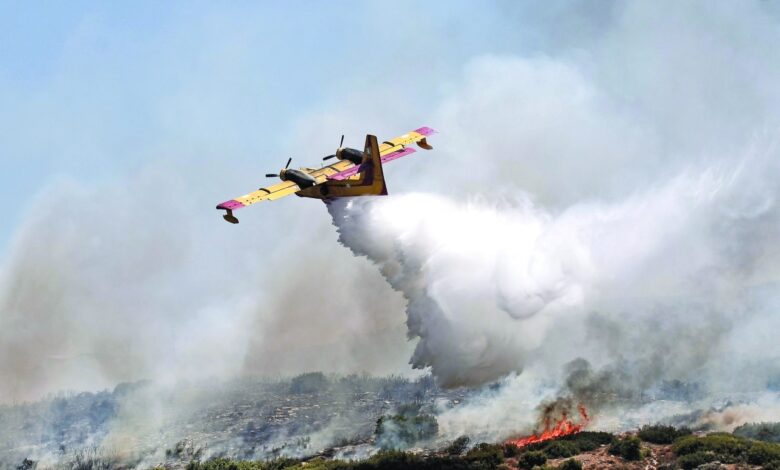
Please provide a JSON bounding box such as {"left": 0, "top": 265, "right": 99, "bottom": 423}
{"left": 3, "top": 1, "right": 780, "bottom": 404}
{"left": 0, "top": 1, "right": 540, "bottom": 253}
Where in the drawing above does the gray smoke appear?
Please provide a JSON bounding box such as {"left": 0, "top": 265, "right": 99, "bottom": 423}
{"left": 313, "top": 1, "right": 780, "bottom": 439}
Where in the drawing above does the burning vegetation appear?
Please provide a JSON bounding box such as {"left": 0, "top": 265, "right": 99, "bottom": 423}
{"left": 506, "top": 403, "right": 590, "bottom": 448}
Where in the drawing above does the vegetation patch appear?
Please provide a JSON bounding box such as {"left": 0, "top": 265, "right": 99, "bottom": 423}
{"left": 637, "top": 424, "right": 692, "bottom": 444}
{"left": 608, "top": 436, "right": 642, "bottom": 461}
{"left": 520, "top": 431, "right": 614, "bottom": 456}
{"left": 516, "top": 450, "right": 546, "bottom": 469}
{"left": 733, "top": 421, "right": 780, "bottom": 443}
{"left": 555, "top": 459, "right": 583, "bottom": 470}
{"left": 673, "top": 432, "right": 780, "bottom": 468}
{"left": 374, "top": 407, "right": 439, "bottom": 450}
{"left": 464, "top": 442, "right": 505, "bottom": 467}
{"left": 188, "top": 449, "right": 511, "bottom": 470}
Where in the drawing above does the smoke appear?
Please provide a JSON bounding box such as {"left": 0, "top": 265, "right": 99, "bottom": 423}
{"left": 0, "top": 173, "right": 260, "bottom": 401}
{"left": 326, "top": 137, "right": 780, "bottom": 437}
{"left": 308, "top": 0, "right": 780, "bottom": 440}
{"left": 326, "top": 163, "right": 748, "bottom": 386}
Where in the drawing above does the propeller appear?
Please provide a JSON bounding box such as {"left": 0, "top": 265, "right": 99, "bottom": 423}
{"left": 265, "top": 157, "right": 293, "bottom": 177}
{"left": 323, "top": 134, "right": 345, "bottom": 161}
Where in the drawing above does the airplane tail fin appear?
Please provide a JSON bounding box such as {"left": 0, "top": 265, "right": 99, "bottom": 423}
{"left": 306, "top": 134, "right": 388, "bottom": 199}
{"left": 364, "top": 134, "right": 388, "bottom": 195}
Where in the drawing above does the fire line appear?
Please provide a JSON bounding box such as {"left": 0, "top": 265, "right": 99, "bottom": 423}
{"left": 506, "top": 404, "right": 590, "bottom": 448}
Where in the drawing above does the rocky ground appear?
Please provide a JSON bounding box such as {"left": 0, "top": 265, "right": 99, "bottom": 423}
{"left": 0, "top": 374, "right": 469, "bottom": 468}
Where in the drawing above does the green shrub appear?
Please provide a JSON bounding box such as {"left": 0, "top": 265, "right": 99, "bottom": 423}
{"left": 502, "top": 443, "right": 520, "bottom": 458}
{"left": 672, "top": 433, "right": 749, "bottom": 463}
{"left": 446, "top": 436, "right": 471, "bottom": 455}
{"left": 676, "top": 451, "right": 715, "bottom": 470}
{"left": 763, "top": 460, "right": 780, "bottom": 470}
{"left": 558, "top": 431, "right": 614, "bottom": 452}
{"left": 187, "top": 458, "right": 273, "bottom": 470}
{"left": 746, "top": 441, "right": 780, "bottom": 465}
{"left": 637, "top": 424, "right": 692, "bottom": 444}
{"left": 608, "top": 436, "right": 642, "bottom": 461}
{"left": 543, "top": 440, "right": 578, "bottom": 458}
{"left": 520, "top": 431, "right": 614, "bottom": 456}
{"left": 733, "top": 422, "right": 780, "bottom": 443}
{"left": 362, "top": 450, "right": 422, "bottom": 469}
{"left": 465, "top": 442, "right": 504, "bottom": 466}
{"left": 374, "top": 413, "right": 439, "bottom": 449}
{"left": 672, "top": 432, "right": 780, "bottom": 467}
{"left": 556, "top": 459, "right": 582, "bottom": 470}
{"left": 516, "top": 451, "right": 546, "bottom": 469}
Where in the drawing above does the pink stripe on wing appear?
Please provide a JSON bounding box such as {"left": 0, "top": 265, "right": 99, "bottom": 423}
{"left": 415, "top": 126, "right": 436, "bottom": 136}
{"left": 216, "top": 200, "right": 245, "bottom": 210}
{"left": 381, "top": 146, "right": 416, "bottom": 163}
{"left": 327, "top": 147, "right": 418, "bottom": 181}
{"left": 327, "top": 165, "right": 363, "bottom": 181}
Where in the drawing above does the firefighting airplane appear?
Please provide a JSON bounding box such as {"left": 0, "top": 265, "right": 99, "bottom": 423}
{"left": 216, "top": 126, "right": 435, "bottom": 223}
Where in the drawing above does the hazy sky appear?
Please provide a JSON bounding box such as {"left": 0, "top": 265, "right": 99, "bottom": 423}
{"left": 0, "top": 1, "right": 561, "bottom": 254}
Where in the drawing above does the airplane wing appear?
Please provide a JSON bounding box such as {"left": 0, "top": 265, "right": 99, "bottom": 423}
{"left": 304, "top": 158, "right": 355, "bottom": 181}
{"left": 327, "top": 126, "right": 436, "bottom": 181}
{"left": 216, "top": 180, "right": 300, "bottom": 212}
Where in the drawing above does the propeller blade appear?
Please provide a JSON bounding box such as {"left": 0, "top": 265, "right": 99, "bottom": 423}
{"left": 285, "top": 157, "right": 292, "bottom": 169}
{"left": 339, "top": 134, "right": 344, "bottom": 148}
{"left": 265, "top": 173, "right": 279, "bottom": 178}
{"left": 323, "top": 154, "right": 336, "bottom": 161}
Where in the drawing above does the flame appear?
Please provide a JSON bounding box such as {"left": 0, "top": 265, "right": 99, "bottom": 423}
{"left": 506, "top": 404, "right": 590, "bottom": 448}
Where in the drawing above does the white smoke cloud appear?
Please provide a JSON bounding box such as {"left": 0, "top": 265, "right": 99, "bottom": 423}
{"left": 325, "top": 163, "right": 746, "bottom": 387}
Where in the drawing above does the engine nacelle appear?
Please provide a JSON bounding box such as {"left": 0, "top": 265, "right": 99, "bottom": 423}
{"left": 280, "top": 168, "right": 317, "bottom": 188}
{"left": 337, "top": 147, "right": 364, "bottom": 164}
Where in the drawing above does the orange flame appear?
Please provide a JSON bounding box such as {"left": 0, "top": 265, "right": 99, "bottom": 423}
{"left": 506, "top": 404, "right": 590, "bottom": 448}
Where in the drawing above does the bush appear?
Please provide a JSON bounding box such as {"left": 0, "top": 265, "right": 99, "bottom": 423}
{"left": 746, "top": 441, "right": 780, "bottom": 465}
{"left": 637, "top": 424, "right": 692, "bottom": 444}
{"left": 464, "top": 442, "right": 504, "bottom": 466}
{"left": 516, "top": 451, "right": 546, "bottom": 469}
{"left": 733, "top": 422, "right": 780, "bottom": 443}
{"left": 556, "top": 459, "right": 582, "bottom": 470}
{"left": 519, "top": 431, "right": 614, "bottom": 456}
{"left": 187, "top": 458, "right": 270, "bottom": 470}
{"left": 375, "top": 413, "right": 439, "bottom": 449}
{"left": 362, "top": 450, "right": 422, "bottom": 469}
{"left": 672, "top": 433, "right": 749, "bottom": 463}
{"left": 446, "top": 436, "right": 471, "bottom": 455}
{"left": 608, "top": 436, "right": 642, "bottom": 461}
{"left": 502, "top": 443, "right": 519, "bottom": 458}
{"left": 543, "top": 440, "right": 578, "bottom": 458}
{"left": 763, "top": 460, "right": 780, "bottom": 470}
{"left": 557, "top": 431, "right": 614, "bottom": 452}
{"left": 676, "top": 451, "right": 715, "bottom": 470}
{"left": 290, "top": 372, "right": 329, "bottom": 394}
{"left": 16, "top": 459, "right": 36, "bottom": 470}
{"left": 672, "top": 432, "right": 780, "bottom": 467}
